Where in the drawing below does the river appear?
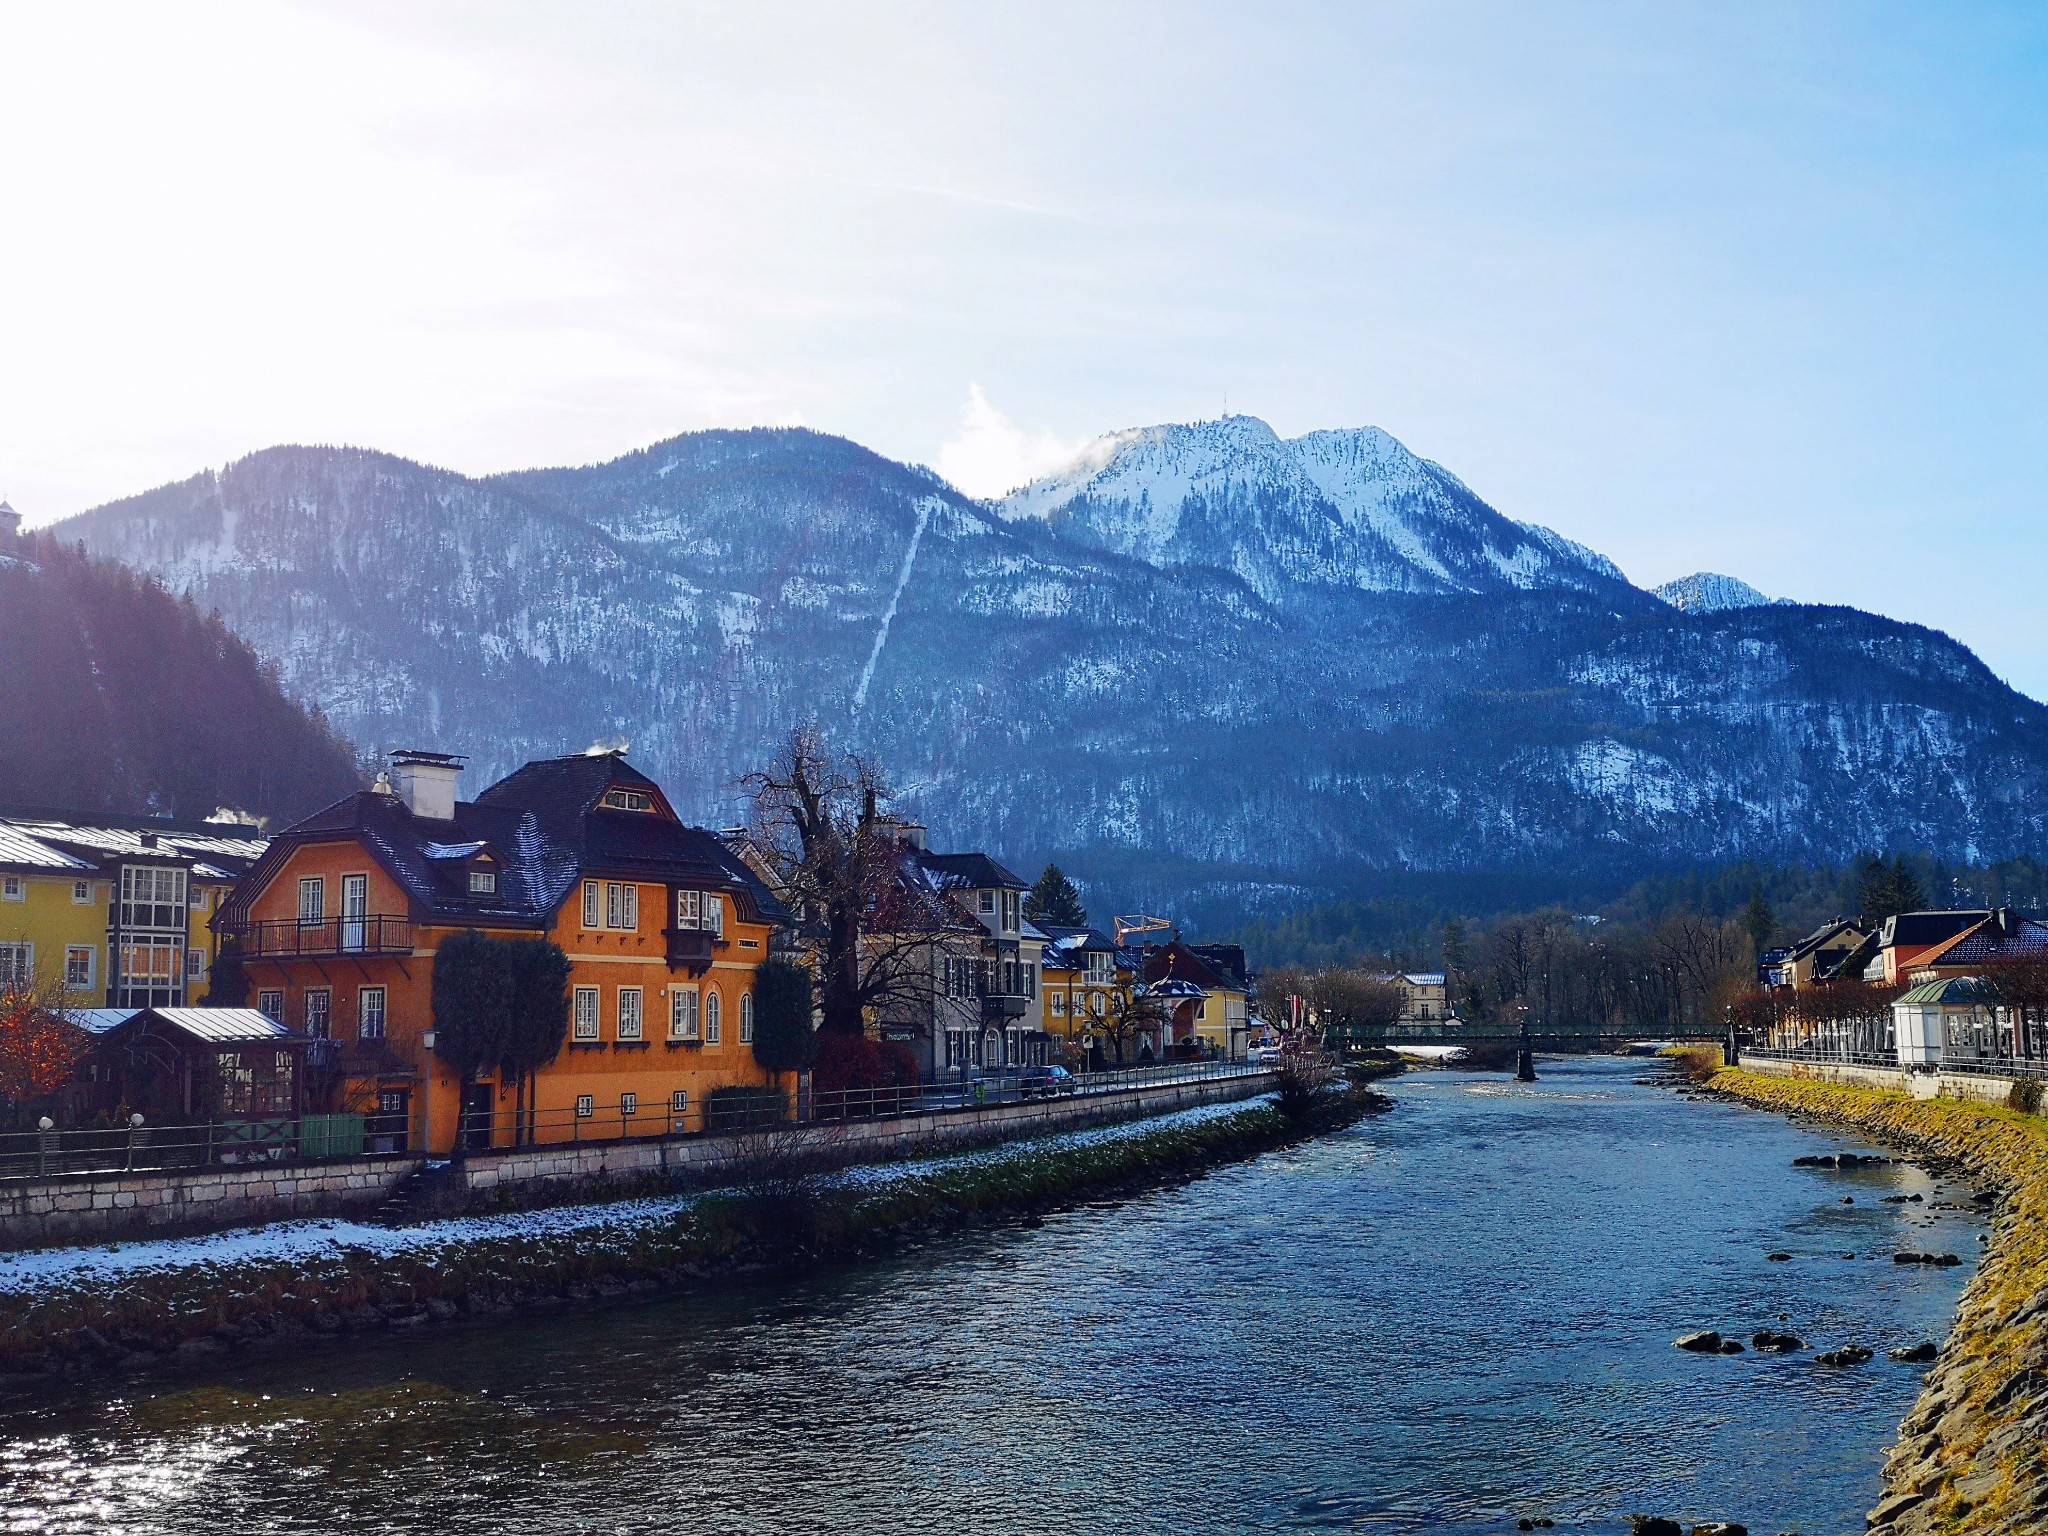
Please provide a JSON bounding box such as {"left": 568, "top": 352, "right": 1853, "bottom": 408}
{"left": 0, "top": 1059, "right": 1987, "bottom": 1535}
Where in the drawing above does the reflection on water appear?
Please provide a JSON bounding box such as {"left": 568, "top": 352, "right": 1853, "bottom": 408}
{"left": 0, "top": 1060, "right": 1985, "bottom": 1535}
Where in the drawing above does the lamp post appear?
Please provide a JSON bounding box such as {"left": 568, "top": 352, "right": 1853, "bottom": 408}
{"left": 1515, "top": 1003, "right": 1537, "bottom": 1083}
{"left": 1724, "top": 1004, "right": 1739, "bottom": 1071}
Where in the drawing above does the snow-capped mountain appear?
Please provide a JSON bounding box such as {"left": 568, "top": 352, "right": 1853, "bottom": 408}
{"left": 1001, "top": 416, "right": 1631, "bottom": 602}
{"left": 1655, "top": 572, "right": 1790, "bottom": 614}
{"left": 52, "top": 422, "right": 2048, "bottom": 925}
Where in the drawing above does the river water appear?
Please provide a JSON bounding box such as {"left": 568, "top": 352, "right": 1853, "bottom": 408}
{"left": 0, "top": 1059, "right": 1987, "bottom": 1536}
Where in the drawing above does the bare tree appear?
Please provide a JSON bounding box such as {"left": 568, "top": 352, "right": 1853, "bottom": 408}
{"left": 1093, "top": 982, "right": 1170, "bottom": 1067}
{"left": 742, "top": 725, "right": 957, "bottom": 1040}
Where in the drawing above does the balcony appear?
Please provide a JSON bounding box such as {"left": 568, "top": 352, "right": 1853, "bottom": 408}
{"left": 663, "top": 927, "right": 719, "bottom": 975}
{"left": 224, "top": 915, "right": 416, "bottom": 960}
{"left": 979, "top": 985, "right": 1032, "bottom": 1022}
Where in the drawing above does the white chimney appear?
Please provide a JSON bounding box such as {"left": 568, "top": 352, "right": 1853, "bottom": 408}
{"left": 389, "top": 750, "right": 465, "bottom": 821}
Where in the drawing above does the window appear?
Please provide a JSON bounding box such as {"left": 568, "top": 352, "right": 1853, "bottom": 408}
{"left": 620, "top": 1092, "right": 638, "bottom": 1117}
{"left": 1051, "top": 993, "right": 1067, "bottom": 1017}
{"left": 1, "top": 876, "right": 23, "bottom": 902}
{"left": 304, "top": 988, "right": 332, "bottom": 1039}
{"left": 116, "top": 941, "right": 182, "bottom": 1007}
{"left": 1002, "top": 890, "right": 1020, "bottom": 932}
{"left": 601, "top": 787, "right": 652, "bottom": 812}
{"left": 676, "top": 890, "right": 723, "bottom": 934}
{"left": 185, "top": 947, "right": 207, "bottom": 982}
{"left": 606, "top": 882, "right": 638, "bottom": 930}
{"left": 72, "top": 880, "right": 92, "bottom": 905}
{"left": 670, "top": 989, "right": 699, "bottom": 1040}
{"left": 0, "top": 943, "right": 31, "bottom": 988}
{"left": 676, "top": 889, "right": 700, "bottom": 928}
{"left": 359, "top": 986, "right": 387, "bottom": 1040}
{"left": 705, "top": 990, "right": 722, "bottom": 1044}
{"left": 670, "top": 1089, "right": 689, "bottom": 1115}
{"left": 978, "top": 889, "right": 995, "bottom": 914}
{"left": 740, "top": 992, "right": 754, "bottom": 1043}
{"left": 618, "top": 987, "right": 643, "bottom": 1040}
{"left": 121, "top": 866, "right": 187, "bottom": 932}
{"left": 573, "top": 986, "right": 600, "bottom": 1040}
{"left": 1025, "top": 964, "right": 1036, "bottom": 999}
{"left": 258, "top": 989, "right": 284, "bottom": 1022}
{"left": 297, "top": 876, "right": 325, "bottom": 924}
{"left": 468, "top": 869, "right": 497, "bottom": 894}
{"left": 66, "top": 945, "right": 94, "bottom": 990}
{"left": 575, "top": 1094, "right": 595, "bottom": 1118}
{"left": 1088, "top": 992, "right": 1104, "bottom": 1016}
{"left": 189, "top": 886, "right": 207, "bottom": 911}
{"left": 704, "top": 894, "right": 724, "bottom": 938}
{"left": 583, "top": 881, "right": 601, "bottom": 929}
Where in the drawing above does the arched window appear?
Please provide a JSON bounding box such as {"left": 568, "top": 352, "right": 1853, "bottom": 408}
{"left": 706, "top": 989, "right": 723, "bottom": 1044}
{"left": 740, "top": 992, "right": 754, "bottom": 1043}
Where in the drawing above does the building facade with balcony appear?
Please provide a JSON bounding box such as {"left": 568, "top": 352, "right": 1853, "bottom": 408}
{"left": 216, "top": 749, "right": 787, "bottom": 1154}
{"left": 0, "top": 808, "right": 265, "bottom": 1011}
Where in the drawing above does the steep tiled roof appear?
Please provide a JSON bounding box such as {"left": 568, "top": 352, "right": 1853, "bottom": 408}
{"left": 916, "top": 851, "right": 1028, "bottom": 892}
{"left": 1916, "top": 913, "right": 2048, "bottom": 970}
{"left": 1879, "top": 911, "right": 1990, "bottom": 950}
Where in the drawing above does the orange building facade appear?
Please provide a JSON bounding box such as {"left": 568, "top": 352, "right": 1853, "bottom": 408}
{"left": 217, "top": 750, "right": 787, "bottom": 1155}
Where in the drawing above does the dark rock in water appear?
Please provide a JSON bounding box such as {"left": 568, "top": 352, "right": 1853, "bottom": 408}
{"left": 1881, "top": 1194, "right": 1910, "bottom": 1203}
{"left": 1841, "top": 1195, "right": 1855, "bottom": 1204}
{"left": 1718, "top": 1338, "right": 1746, "bottom": 1354}
{"left": 1794, "top": 1152, "right": 1890, "bottom": 1169}
{"left": 1630, "top": 1518, "right": 1683, "bottom": 1536}
{"left": 1765, "top": 1252, "right": 1792, "bottom": 1262}
{"left": 1752, "top": 1330, "right": 1804, "bottom": 1353}
{"left": 1674, "top": 1330, "right": 1724, "bottom": 1353}
{"left": 1690, "top": 1524, "right": 1748, "bottom": 1536}
{"left": 1840, "top": 1252, "right": 1857, "bottom": 1260}
{"left": 1816, "top": 1345, "right": 1874, "bottom": 1366}
{"left": 1889, "top": 1341, "right": 1939, "bottom": 1363}
{"left": 1893, "top": 1251, "right": 1965, "bottom": 1267}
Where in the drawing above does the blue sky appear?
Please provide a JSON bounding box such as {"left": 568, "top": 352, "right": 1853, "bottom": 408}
{"left": 3, "top": 3, "right": 2045, "bottom": 692}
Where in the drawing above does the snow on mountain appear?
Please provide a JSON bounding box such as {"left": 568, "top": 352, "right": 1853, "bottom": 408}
{"left": 52, "top": 425, "right": 2048, "bottom": 925}
{"left": 1654, "top": 572, "right": 1790, "bottom": 614}
{"left": 1002, "top": 416, "right": 1632, "bottom": 603}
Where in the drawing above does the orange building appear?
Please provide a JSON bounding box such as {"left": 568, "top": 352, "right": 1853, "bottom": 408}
{"left": 216, "top": 749, "right": 788, "bottom": 1155}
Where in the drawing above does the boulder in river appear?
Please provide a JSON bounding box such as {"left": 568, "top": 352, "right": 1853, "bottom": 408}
{"left": 1690, "top": 1525, "right": 1748, "bottom": 1536}
{"left": 1752, "top": 1330, "right": 1804, "bottom": 1353}
{"left": 1630, "top": 1518, "right": 1682, "bottom": 1536}
{"left": 1889, "top": 1341, "right": 1939, "bottom": 1363}
{"left": 1674, "top": 1330, "right": 1723, "bottom": 1353}
{"left": 1718, "top": 1338, "right": 1745, "bottom": 1354}
{"left": 1816, "top": 1345, "right": 1874, "bottom": 1366}
{"left": 1765, "top": 1251, "right": 1791, "bottom": 1262}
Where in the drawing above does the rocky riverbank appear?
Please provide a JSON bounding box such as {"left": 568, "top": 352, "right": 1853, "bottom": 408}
{"left": 1711, "top": 1068, "right": 2048, "bottom": 1535}
{"left": 0, "top": 1085, "right": 1387, "bottom": 1392}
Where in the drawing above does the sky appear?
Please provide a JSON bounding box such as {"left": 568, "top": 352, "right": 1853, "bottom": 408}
{"left": 3, "top": 3, "right": 2046, "bottom": 692}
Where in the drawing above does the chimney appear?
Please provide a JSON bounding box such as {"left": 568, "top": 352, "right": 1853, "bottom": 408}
{"left": 389, "top": 749, "right": 466, "bottom": 821}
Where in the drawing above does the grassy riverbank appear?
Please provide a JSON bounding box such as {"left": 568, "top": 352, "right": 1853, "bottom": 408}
{"left": 0, "top": 1085, "right": 1386, "bottom": 1391}
{"left": 1711, "top": 1068, "right": 2048, "bottom": 1535}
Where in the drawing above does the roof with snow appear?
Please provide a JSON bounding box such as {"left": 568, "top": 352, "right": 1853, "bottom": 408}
{"left": 0, "top": 807, "right": 268, "bottom": 880}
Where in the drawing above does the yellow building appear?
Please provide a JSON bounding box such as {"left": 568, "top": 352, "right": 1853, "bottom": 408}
{"left": 1038, "top": 926, "right": 1137, "bottom": 1064}
{"left": 0, "top": 809, "right": 267, "bottom": 1008}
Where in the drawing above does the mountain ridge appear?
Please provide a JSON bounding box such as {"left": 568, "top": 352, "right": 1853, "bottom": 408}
{"left": 49, "top": 420, "right": 2048, "bottom": 929}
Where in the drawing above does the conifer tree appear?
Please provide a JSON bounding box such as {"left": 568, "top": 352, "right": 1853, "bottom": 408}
{"left": 1026, "top": 863, "right": 1087, "bottom": 928}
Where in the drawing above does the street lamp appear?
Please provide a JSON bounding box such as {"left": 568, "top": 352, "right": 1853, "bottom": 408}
{"left": 1724, "top": 1003, "right": 1740, "bottom": 1070}
{"left": 1515, "top": 1004, "right": 1537, "bottom": 1084}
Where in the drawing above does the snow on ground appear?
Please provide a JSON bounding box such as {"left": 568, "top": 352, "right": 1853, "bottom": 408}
{"left": 0, "top": 1094, "right": 1277, "bottom": 1297}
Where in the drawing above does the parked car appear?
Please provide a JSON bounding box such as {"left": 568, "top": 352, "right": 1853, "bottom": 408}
{"left": 1019, "top": 1065, "right": 1077, "bottom": 1099}
{"left": 1247, "top": 1044, "right": 1284, "bottom": 1064}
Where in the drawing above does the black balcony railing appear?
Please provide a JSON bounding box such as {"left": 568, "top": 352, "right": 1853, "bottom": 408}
{"left": 224, "top": 915, "right": 416, "bottom": 959}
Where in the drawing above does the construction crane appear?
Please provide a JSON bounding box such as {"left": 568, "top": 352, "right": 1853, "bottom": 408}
{"left": 1113, "top": 914, "right": 1174, "bottom": 947}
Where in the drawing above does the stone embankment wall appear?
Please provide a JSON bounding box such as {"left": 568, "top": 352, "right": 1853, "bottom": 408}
{"left": 0, "top": 1071, "right": 1275, "bottom": 1250}
{"left": 1714, "top": 1068, "right": 2048, "bottom": 1536}
{"left": 1742, "top": 1055, "right": 2015, "bottom": 1107}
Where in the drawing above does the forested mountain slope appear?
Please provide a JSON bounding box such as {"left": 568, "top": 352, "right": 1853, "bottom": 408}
{"left": 53, "top": 420, "right": 2048, "bottom": 926}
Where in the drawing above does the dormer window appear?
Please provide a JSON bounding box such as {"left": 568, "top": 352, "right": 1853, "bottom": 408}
{"left": 469, "top": 870, "right": 498, "bottom": 894}
{"left": 602, "top": 788, "right": 653, "bottom": 812}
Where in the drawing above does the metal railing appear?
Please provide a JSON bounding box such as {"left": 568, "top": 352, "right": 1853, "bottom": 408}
{"left": 0, "top": 1112, "right": 413, "bottom": 1184}
{"left": 1745, "top": 1043, "right": 2048, "bottom": 1079}
{"left": 222, "top": 914, "right": 416, "bottom": 958}
{"left": 810, "top": 1058, "right": 1268, "bottom": 1123}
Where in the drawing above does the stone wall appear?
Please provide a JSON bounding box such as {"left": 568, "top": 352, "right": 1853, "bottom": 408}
{"left": 0, "top": 1071, "right": 1276, "bottom": 1250}
{"left": 1742, "top": 1055, "right": 2017, "bottom": 1107}
{"left": 0, "top": 1158, "right": 414, "bottom": 1249}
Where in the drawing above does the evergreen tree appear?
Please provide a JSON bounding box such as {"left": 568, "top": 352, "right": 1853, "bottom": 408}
{"left": 1855, "top": 856, "right": 1930, "bottom": 923}
{"left": 497, "top": 939, "right": 572, "bottom": 1145}
{"left": 431, "top": 930, "right": 515, "bottom": 1159}
{"left": 1741, "top": 887, "right": 1776, "bottom": 956}
{"left": 1025, "top": 863, "right": 1087, "bottom": 927}
{"left": 749, "top": 957, "right": 818, "bottom": 1086}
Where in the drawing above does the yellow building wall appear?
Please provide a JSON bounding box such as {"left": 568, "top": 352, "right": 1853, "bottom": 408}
{"left": 0, "top": 871, "right": 111, "bottom": 1006}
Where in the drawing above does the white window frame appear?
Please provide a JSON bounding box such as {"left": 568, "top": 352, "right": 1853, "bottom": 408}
{"left": 704, "top": 893, "right": 724, "bottom": 938}
{"left": 1051, "top": 992, "right": 1067, "bottom": 1016}
{"left": 978, "top": 889, "right": 995, "bottom": 915}
{"left": 573, "top": 985, "right": 601, "bottom": 1041}
{"left": 575, "top": 1094, "right": 595, "bottom": 1118}
{"left": 705, "top": 990, "right": 722, "bottom": 1044}
{"left": 189, "top": 885, "right": 207, "bottom": 911}
{"left": 359, "top": 986, "right": 387, "bottom": 1040}
{"left": 468, "top": 869, "right": 497, "bottom": 894}
{"left": 670, "top": 988, "right": 700, "bottom": 1040}
{"left": 602, "top": 787, "right": 652, "bottom": 812}
{"left": 305, "top": 987, "right": 332, "bottom": 1039}
{"left": 739, "top": 992, "right": 754, "bottom": 1043}
{"left": 676, "top": 889, "right": 700, "bottom": 928}
{"left": 621, "top": 1091, "right": 638, "bottom": 1117}
{"left": 66, "top": 945, "right": 95, "bottom": 990}
{"left": 72, "top": 880, "right": 92, "bottom": 905}
{"left": 0, "top": 942, "right": 33, "bottom": 988}
{"left": 298, "top": 876, "right": 325, "bottom": 924}
{"left": 185, "top": 947, "right": 207, "bottom": 982}
{"left": 606, "top": 882, "right": 638, "bottom": 931}
{"left": 583, "top": 881, "right": 601, "bottom": 929}
{"left": 258, "top": 988, "right": 284, "bottom": 1022}
{"left": 618, "top": 987, "right": 644, "bottom": 1040}
{"left": 670, "top": 1088, "right": 688, "bottom": 1116}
